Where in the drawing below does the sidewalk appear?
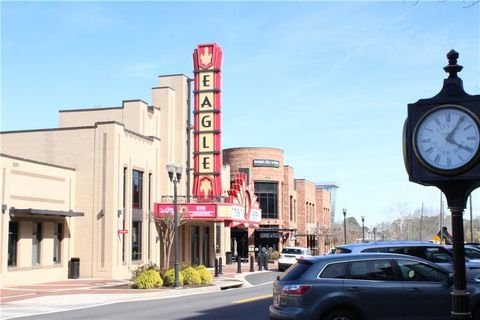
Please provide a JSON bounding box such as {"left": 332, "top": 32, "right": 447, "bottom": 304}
{"left": 0, "top": 261, "right": 276, "bottom": 320}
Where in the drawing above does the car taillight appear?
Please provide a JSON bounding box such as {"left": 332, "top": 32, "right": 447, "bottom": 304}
{"left": 281, "top": 284, "right": 312, "bottom": 296}
{"left": 298, "top": 256, "right": 304, "bottom": 259}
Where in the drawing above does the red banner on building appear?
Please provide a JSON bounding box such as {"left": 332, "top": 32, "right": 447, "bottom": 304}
{"left": 154, "top": 203, "right": 217, "bottom": 219}
{"left": 192, "top": 44, "right": 223, "bottom": 198}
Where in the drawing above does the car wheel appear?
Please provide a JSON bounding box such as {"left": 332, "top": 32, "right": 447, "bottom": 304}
{"left": 323, "top": 309, "right": 358, "bottom": 320}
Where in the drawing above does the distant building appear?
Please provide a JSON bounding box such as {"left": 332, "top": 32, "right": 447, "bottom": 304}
{"left": 315, "top": 182, "right": 339, "bottom": 224}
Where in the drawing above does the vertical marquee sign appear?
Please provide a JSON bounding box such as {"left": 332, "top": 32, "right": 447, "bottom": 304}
{"left": 192, "top": 44, "right": 223, "bottom": 198}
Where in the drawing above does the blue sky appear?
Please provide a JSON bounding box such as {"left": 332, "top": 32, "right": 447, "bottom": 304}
{"left": 2, "top": 1, "right": 479, "bottom": 227}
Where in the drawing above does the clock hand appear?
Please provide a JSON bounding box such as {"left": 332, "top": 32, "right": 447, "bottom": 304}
{"left": 446, "top": 115, "right": 465, "bottom": 141}
{"left": 445, "top": 135, "right": 472, "bottom": 152}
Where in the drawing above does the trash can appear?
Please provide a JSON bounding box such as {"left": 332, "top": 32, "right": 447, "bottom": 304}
{"left": 225, "top": 251, "right": 232, "bottom": 265}
{"left": 68, "top": 257, "right": 80, "bottom": 279}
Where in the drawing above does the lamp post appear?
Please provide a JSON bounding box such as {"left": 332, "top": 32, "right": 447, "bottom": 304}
{"left": 373, "top": 227, "right": 377, "bottom": 242}
{"left": 342, "top": 208, "right": 347, "bottom": 244}
{"left": 167, "top": 163, "right": 183, "bottom": 288}
{"left": 361, "top": 216, "right": 365, "bottom": 243}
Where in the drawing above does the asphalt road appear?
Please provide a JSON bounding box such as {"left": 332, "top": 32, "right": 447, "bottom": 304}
{"left": 13, "top": 271, "right": 281, "bottom": 320}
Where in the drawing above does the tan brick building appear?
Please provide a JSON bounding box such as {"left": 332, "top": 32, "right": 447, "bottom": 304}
{"left": 1, "top": 74, "right": 234, "bottom": 285}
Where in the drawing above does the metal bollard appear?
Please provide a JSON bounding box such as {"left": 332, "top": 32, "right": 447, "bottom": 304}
{"left": 258, "top": 253, "right": 263, "bottom": 271}
{"left": 249, "top": 255, "right": 254, "bottom": 272}
{"left": 214, "top": 258, "right": 219, "bottom": 277}
{"left": 219, "top": 257, "right": 223, "bottom": 275}
{"left": 263, "top": 252, "right": 268, "bottom": 271}
{"left": 237, "top": 256, "right": 242, "bottom": 273}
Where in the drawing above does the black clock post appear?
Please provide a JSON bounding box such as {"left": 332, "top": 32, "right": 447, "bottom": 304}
{"left": 404, "top": 50, "right": 480, "bottom": 320}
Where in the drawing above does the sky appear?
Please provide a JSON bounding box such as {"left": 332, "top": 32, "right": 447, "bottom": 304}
{"left": 2, "top": 1, "right": 479, "bottom": 227}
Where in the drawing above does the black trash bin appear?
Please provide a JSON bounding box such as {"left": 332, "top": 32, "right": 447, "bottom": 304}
{"left": 68, "top": 257, "right": 80, "bottom": 279}
{"left": 225, "top": 251, "right": 232, "bottom": 265}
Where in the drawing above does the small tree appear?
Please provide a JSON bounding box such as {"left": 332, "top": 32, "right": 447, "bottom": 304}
{"left": 154, "top": 207, "right": 189, "bottom": 270}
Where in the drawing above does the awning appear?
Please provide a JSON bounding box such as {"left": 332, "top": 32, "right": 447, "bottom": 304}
{"left": 9, "top": 208, "right": 84, "bottom": 217}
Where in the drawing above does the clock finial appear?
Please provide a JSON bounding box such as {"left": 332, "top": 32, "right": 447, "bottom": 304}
{"left": 443, "top": 49, "right": 463, "bottom": 79}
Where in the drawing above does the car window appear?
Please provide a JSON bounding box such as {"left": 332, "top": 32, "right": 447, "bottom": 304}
{"left": 422, "top": 247, "right": 452, "bottom": 263}
{"left": 465, "top": 248, "right": 480, "bottom": 259}
{"left": 319, "top": 262, "right": 347, "bottom": 279}
{"left": 279, "top": 260, "right": 313, "bottom": 281}
{"left": 397, "top": 259, "right": 448, "bottom": 282}
{"left": 334, "top": 247, "right": 351, "bottom": 254}
{"left": 362, "top": 247, "right": 392, "bottom": 253}
{"left": 281, "top": 248, "right": 303, "bottom": 255}
{"left": 347, "top": 259, "right": 396, "bottom": 281}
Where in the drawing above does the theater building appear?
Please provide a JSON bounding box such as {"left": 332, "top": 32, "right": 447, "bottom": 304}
{"left": 1, "top": 44, "right": 330, "bottom": 286}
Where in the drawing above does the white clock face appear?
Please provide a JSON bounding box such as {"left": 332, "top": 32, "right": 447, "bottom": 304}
{"left": 415, "top": 106, "right": 480, "bottom": 171}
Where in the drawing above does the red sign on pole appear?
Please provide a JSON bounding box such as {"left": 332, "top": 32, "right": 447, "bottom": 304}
{"left": 117, "top": 230, "right": 128, "bottom": 235}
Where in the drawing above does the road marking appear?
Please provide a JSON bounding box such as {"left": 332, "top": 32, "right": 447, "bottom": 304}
{"left": 231, "top": 294, "right": 272, "bottom": 304}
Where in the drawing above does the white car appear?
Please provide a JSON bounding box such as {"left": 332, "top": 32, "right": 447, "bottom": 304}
{"left": 278, "top": 246, "right": 311, "bottom": 271}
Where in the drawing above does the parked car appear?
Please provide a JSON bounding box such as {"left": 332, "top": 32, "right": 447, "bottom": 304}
{"left": 278, "top": 247, "right": 311, "bottom": 272}
{"left": 269, "top": 253, "right": 480, "bottom": 320}
{"left": 444, "top": 244, "right": 480, "bottom": 260}
{"left": 335, "top": 241, "right": 480, "bottom": 279}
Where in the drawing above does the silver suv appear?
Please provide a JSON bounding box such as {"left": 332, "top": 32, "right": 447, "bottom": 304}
{"left": 269, "top": 253, "right": 480, "bottom": 320}
{"left": 335, "top": 241, "right": 480, "bottom": 279}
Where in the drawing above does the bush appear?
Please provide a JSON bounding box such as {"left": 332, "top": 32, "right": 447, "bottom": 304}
{"left": 195, "top": 265, "right": 212, "bottom": 284}
{"left": 131, "top": 262, "right": 160, "bottom": 281}
{"left": 163, "top": 268, "right": 184, "bottom": 287}
{"left": 270, "top": 250, "right": 280, "bottom": 260}
{"left": 182, "top": 266, "right": 201, "bottom": 286}
{"left": 134, "top": 269, "right": 163, "bottom": 289}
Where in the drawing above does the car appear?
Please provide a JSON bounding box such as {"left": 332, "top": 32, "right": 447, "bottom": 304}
{"left": 278, "top": 247, "right": 311, "bottom": 272}
{"left": 269, "top": 253, "right": 480, "bottom": 320}
{"left": 444, "top": 244, "right": 480, "bottom": 260}
{"left": 335, "top": 241, "right": 480, "bottom": 279}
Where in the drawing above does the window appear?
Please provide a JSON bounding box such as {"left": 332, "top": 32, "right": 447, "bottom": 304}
{"left": 122, "top": 167, "right": 127, "bottom": 263}
{"left": 32, "top": 222, "right": 42, "bottom": 265}
{"left": 132, "top": 170, "right": 143, "bottom": 209}
{"left": 132, "top": 169, "right": 143, "bottom": 261}
{"left": 289, "top": 196, "right": 293, "bottom": 221}
{"left": 132, "top": 221, "right": 142, "bottom": 261}
{"left": 254, "top": 182, "right": 278, "bottom": 219}
{"left": 397, "top": 259, "right": 448, "bottom": 282}
{"left": 8, "top": 221, "right": 18, "bottom": 267}
{"left": 53, "top": 223, "right": 63, "bottom": 263}
{"left": 320, "top": 262, "right": 347, "bottom": 279}
{"left": 347, "top": 259, "right": 395, "bottom": 280}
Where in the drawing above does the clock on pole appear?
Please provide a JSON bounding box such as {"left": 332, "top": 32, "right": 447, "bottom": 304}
{"left": 404, "top": 50, "right": 480, "bottom": 320}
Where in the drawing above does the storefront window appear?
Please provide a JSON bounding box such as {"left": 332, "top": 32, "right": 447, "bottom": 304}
{"left": 254, "top": 182, "right": 278, "bottom": 219}
{"left": 32, "top": 222, "right": 42, "bottom": 265}
{"left": 8, "top": 221, "right": 18, "bottom": 267}
{"left": 53, "top": 223, "right": 63, "bottom": 263}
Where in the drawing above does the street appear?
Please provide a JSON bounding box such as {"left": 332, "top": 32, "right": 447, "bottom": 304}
{"left": 10, "top": 272, "right": 280, "bottom": 320}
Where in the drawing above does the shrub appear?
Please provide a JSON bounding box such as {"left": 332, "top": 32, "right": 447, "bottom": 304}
{"left": 163, "top": 268, "right": 184, "bottom": 287}
{"left": 270, "top": 250, "right": 280, "bottom": 260}
{"left": 134, "top": 269, "right": 163, "bottom": 289}
{"left": 182, "top": 266, "right": 201, "bottom": 286}
{"left": 131, "top": 262, "right": 160, "bottom": 281}
{"left": 195, "top": 265, "right": 212, "bottom": 284}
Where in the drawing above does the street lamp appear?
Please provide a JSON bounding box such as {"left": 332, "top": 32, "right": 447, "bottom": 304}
{"left": 342, "top": 208, "right": 347, "bottom": 244}
{"left": 373, "top": 227, "right": 377, "bottom": 242}
{"left": 361, "top": 216, "right": 365, "bottom": 243}
{"left": 167, "top": 163, "right": 183, "bottom": 288}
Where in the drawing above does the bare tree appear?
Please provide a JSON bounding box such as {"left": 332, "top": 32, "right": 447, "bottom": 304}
{"left": 154, "top": 208, "right": 189, "bottom": 270}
